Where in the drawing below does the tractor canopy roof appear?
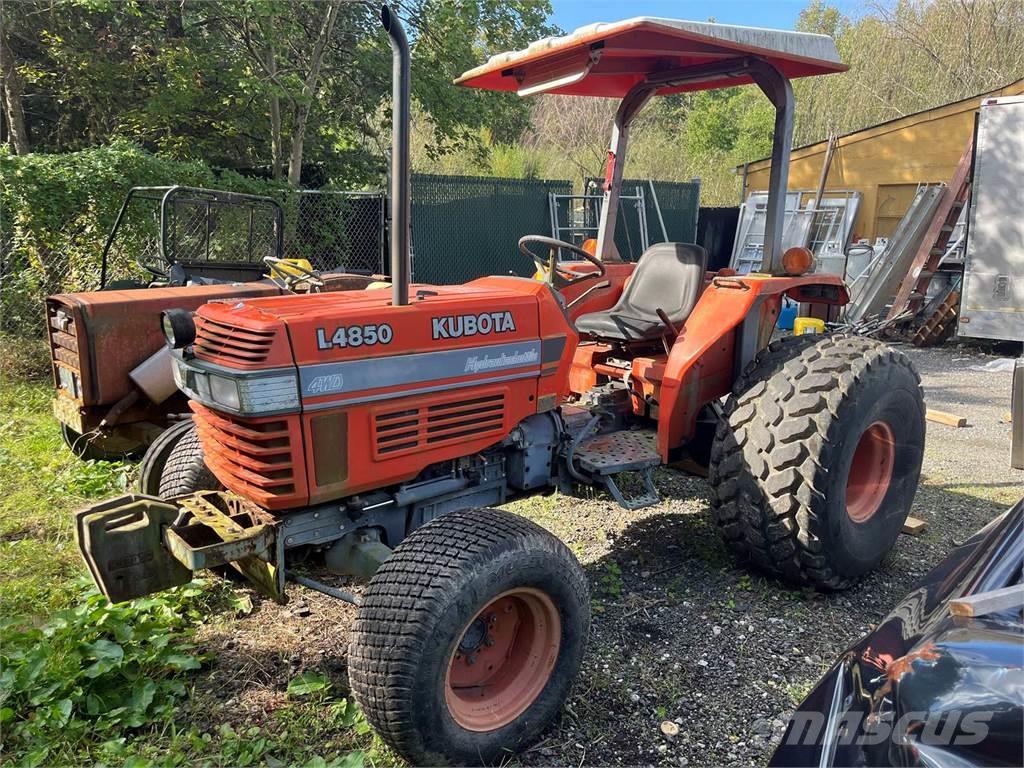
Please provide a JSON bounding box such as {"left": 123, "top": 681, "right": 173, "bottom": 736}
{"left": 455, "top": 17, "right": 845, "bottom": 98}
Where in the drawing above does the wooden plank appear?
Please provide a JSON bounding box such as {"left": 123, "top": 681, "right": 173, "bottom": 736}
{"left": 902, "top": 516, "right": 927, "bottom": 535}
{"left": 949, "top": 584, "right": 1024, "bottom": 618}
{"left": 926, "top": 408, "right": 968, "bottom": 428}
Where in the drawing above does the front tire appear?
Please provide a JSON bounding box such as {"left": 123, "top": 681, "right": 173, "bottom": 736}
{"left": 709, "top": 334, "right": 925, "bottom": 590}
{"left": 137, "top": 419, "right": 196, "bottom": 496}
{"left": 157, "top": 424, "right": 222, "bottom": 498}
{"left": 348, "top": 508, "right": 589, "bottom": 765}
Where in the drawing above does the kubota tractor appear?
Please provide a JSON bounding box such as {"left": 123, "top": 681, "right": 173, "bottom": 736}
{"left": 74, "top": 7, "right": 926, "bottom": 764}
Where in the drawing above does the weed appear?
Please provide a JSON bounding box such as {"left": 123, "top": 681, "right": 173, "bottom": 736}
{"left": 784, "top": 680, "right": 814, "bottom": 706}
{"left": 0, "top": 581, "right": 213, "bottom": 765}
{"left": 598, "top": 560, "right": 623, "bottom": 598}
{"left": 287, "top": 671, "right": 332, "bottom": 697}
{"left": 665, "top": 575, "right": 686, "bottom": 602}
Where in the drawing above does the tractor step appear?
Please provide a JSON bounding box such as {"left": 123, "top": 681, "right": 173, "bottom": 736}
{"left": 573, "top": 429, "right": 661, "bottom": 474}
{"left": 599, "top": 469, "right": 661, "bottom": 510}
{"left": 573, "top": 429, "right": 662, "bottom": 510}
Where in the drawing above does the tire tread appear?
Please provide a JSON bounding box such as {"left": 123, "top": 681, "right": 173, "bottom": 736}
{"left": 709, "top": 334, "right": 923, "bottom": 590}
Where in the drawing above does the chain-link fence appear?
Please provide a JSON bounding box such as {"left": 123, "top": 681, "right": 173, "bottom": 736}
{"left": 0, "top": 188, "right": 387, "bottom": 340}
{"left": 2, "top": 175, "right": 700, "bottom": 344}
{"left": 283, "top": 190, "right": 385, "bottom": 274}
{"left": 410, "top": 174, "right": 572, "bottom": 284}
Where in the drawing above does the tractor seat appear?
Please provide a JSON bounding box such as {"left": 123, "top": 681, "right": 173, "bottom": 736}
{"left": 575, "top": 242, "right": 707, "bottom": 342}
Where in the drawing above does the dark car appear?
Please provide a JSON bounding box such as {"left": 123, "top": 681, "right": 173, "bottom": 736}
{"left": 770, "top": 499, "right": 1023, "bottom": 767}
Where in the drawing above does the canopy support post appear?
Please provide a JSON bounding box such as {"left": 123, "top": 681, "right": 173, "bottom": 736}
{"left": 748, "top": 61, "right": 794, "bottom": 275}
{"left": 596, "top": 87, "right": 654, "bottom": 263}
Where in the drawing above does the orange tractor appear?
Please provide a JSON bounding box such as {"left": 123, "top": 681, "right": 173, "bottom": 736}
{"left": 75, "top": 7, "right": 925, "bottom": 764}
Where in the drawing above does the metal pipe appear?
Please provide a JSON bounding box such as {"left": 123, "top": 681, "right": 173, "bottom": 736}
{"left": 289, "top": 572, "right": 361, "bottom": 606}
{"left": 381, "top": 4, "right": 410, "bottom": 306}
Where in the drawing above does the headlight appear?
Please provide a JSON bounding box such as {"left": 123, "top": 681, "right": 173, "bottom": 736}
{"left": 161, "top": 309, "right": 196, "bottom": 349}
{"left": 173, "top": 357, "right": 299, "bottom": 415}
{"left": 209, "top": 374, "right": 241, "bottom": 411}
{"left": 234, "top": 374, "right": 300, "bottom": 413}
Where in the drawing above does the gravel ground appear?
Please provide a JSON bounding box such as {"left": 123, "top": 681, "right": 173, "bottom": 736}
{"left": 192, "top": 341, "right": 1023, "bottom": 766}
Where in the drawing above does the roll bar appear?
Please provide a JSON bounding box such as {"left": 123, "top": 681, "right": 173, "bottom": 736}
{"left": 595, "top": 58, "right": 794, "bottom": 273}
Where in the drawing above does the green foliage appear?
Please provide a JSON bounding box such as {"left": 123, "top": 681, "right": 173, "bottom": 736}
{"left": 0, "top": 141, "right": 288, "bottom": 337}
{"left": 486, "top": 143, "right": 544, "bottom": 179}
{"left": 5, "top": 0, "right": 555, "bottom": 181}
{"left": 599, "top": 560, "right": 624, "bottom": 599}
{"left": 287, "top": 671, "right": 331, "bottom": 697}
{"left": 0, "top": 581, "right": 211, "bottom": 765}
{"left": 0, "top": 381, "right": 134, "bottom": 616}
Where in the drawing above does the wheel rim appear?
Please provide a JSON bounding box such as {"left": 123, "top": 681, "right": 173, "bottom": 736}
{"left": 445, "top": 588, "right": 561, "bottom": 732}
{"left": 846, "top": 420, "right": 896, "bottom": 523}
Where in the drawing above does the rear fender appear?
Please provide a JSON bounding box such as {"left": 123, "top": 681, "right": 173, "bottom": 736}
{"left": 656, "top": 274, "right": 848, "bottom": 459}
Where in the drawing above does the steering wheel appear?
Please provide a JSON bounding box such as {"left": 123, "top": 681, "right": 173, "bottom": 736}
{"left": 518, "top": 235, "right": 606, "bottom": 290}
{"left": 264, "top": 256, "right": 325, "bottom": 292}
{"left": 137, "top": 254, "right": 168, "bottom": 282}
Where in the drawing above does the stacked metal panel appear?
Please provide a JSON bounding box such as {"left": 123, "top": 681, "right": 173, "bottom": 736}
{"left": 844, "top": 185, "right": 945, "bottom": 324}
{"left": 729, "top": 190, "right": 861, "bottom": 275}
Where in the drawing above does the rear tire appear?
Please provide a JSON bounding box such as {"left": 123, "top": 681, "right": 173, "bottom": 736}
{"left": 708, "top": 334, "right": 925, "bottom": 590}
{"left": 348, "top": 508, "right": 589, "bottom": 766}
{"left": 158, "top": 424, "right": 222, "bottom": 498}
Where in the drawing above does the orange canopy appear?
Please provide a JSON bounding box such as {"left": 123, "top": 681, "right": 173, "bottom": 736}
{"left": 455, "top": 17, "right": 846, "bottom": 98}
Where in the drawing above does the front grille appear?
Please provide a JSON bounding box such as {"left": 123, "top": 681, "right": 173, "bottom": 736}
{"left": 373, "top": 390, "right": 506, "bottom": 459}
{"left": 192, "top": 403, "right": 300, "bottom": 508}
{"left": 47, "top": 301, "right": 83, "bottom": 399}
{"left": 193, "top": 316, "right": 275, "bottom": 364}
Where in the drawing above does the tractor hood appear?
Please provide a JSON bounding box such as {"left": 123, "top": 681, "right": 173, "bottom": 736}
{"left": 183, "top": 276, "right": 576, "bottom": 414}
{"left": 174, "top": 276, "right": 577, "bottom": 510}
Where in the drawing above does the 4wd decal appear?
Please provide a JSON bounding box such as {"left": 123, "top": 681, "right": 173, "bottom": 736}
{"left": 432, "top": 311, "right": 516, "bottom": 340}
{"left": 317, "top": 323, "right": 394, "bottom": 350}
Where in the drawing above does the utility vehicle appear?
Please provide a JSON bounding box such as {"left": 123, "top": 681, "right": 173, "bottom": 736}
{"left": 74, "top": 7, "right": 926, "bottom": 764}
{"left": 47, "top": 185, "right": 380, "bottom": 471}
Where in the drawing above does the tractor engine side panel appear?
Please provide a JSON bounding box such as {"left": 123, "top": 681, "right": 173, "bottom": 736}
{"left": 292, "top": 279, "right": 578, "bottom": 504}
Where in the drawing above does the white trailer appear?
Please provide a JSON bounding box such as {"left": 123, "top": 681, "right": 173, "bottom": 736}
{"left": 958, "top": 96, "right": 1024, "bottom": 342}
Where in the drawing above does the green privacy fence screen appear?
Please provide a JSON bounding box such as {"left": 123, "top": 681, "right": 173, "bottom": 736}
{"left": 410, "top": 174, "right": 572, "bottom": 284}
{"left": 583, "top": 178, "right": 701, "bottom": 261}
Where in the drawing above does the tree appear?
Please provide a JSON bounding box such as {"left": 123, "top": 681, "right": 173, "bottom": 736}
{"left": 4, "top": 0, "right": 556, "bottom": 186}
{"left": 0, "top": 25, "right": 31, "bottom": 154}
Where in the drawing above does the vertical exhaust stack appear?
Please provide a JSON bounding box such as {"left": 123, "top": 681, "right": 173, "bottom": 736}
{"left": 381, "top": 4, "right": 411, "bottom": 306}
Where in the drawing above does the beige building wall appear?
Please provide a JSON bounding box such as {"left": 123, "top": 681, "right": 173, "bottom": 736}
{"left": 741, "top": 79, "right": 1024, "bottom": 241}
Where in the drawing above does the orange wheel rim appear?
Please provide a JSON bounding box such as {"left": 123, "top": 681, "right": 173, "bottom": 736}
{"left": 846, "top": 420, "right": 896, "bottom": 523}
{"left": 444, "top": 588, "right": 561, "bottom": 732}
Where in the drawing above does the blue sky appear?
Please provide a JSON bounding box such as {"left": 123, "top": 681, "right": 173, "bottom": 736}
{"left": 549, "top": 0, "right": 861, "bottom": 32}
